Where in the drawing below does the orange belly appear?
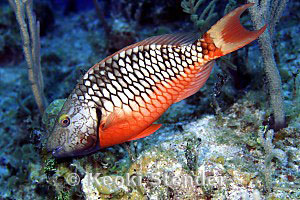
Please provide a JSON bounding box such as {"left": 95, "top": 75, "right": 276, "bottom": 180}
{"left": 98, "top": 87, "right": 172, "bottom": 148}
{"left": 98, "top": 62, "right": 212, "bottom": 148}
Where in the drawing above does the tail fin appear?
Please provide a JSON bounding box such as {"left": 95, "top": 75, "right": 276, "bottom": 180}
{"left": 203, "top": 3, "right": 267, "bottom": 56}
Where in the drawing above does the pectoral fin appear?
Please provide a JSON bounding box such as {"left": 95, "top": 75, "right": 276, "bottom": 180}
{"left": 102, "top": 108, "right": 126, "bottom": 130}
{"left": 128, "top": 124, "right": 162, "bottom": 141}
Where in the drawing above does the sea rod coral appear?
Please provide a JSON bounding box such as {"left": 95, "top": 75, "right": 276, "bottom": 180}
{"left": 247, "top": 0, "right": 288, "bottom": 131}
{"left": 8, "top": 0, "right": 47, "bottom": 113}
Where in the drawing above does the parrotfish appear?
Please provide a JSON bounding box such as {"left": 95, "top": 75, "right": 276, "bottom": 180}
{"left": 47, "top": 4, "right": 266, "bottom": 157}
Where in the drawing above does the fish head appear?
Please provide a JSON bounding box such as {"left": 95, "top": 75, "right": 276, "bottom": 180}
{"left": 46, "top": 95, "right": 100, "bottom": 158}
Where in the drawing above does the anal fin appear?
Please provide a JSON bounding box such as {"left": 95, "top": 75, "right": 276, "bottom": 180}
{"left": 128, "top": 124, "right": 162, "bottom": 141}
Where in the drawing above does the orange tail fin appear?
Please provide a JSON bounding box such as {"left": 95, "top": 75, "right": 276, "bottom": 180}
{"left": 203, "top": 3, "right": 267, "bottom": 57}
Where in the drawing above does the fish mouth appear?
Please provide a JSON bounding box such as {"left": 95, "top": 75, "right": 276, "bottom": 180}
{"left": 51, "top": 145, "right": 74, "bottom": 158}
{"left": 51, "top": 145, "right": 100, "bottom": 158}
{"left": 47, "top": 128, "right": 100, "bottom": 158}
{"left": 46, "top": 129, "right": 70, "bottom": 157}
{"left": 46, "top": 137, "right": 66, "bottom": 157}
{"left": 52, "top": 146, "right": 63, "bottom": 157}
{"left": 46, "top": 142, "right": 66, "bottom": 158}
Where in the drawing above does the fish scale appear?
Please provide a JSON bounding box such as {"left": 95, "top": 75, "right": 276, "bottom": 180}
{"left": 47, "top": 4, "right": 267, "bottom": 157}
{"left": 74, "top": 41, "right": 207, "bottom": 117}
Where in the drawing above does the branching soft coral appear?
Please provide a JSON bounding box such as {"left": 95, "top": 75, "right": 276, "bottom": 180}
{"left": 247, "top": 0, "right": 288, "bottom": 131}
{"left": 8, "top": 0, "right": 47, "bottom": 113}
{"left": 181, "top": 0, "right": 218, "bottom": 36}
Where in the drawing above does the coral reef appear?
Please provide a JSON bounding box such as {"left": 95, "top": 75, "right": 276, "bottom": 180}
{"left": 78, "top": 99, "right": 299, "bottom": 199}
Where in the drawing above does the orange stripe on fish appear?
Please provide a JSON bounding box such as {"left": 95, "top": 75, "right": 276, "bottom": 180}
{"left": 46, "top": 4, "right": 266, "bottom": 157}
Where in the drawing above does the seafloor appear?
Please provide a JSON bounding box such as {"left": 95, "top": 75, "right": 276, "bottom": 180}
{"left": 0, "top": 0, "right": 299, "bottom": 199}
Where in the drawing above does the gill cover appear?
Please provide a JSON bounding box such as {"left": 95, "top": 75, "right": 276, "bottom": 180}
{"left": 46, "top": 95, "right": 100, "bottom": 157}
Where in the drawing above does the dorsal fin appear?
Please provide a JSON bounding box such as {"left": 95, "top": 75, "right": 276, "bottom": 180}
{"left": 95, "top": 33, "right": 200, "bottom": 66}
{"left": 138, "top": 32, "right": 199, "bottom": 47}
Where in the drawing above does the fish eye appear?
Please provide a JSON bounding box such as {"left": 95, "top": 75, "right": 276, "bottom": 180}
{"left": 59, "top": 114, "right": 70, "bottom": 127}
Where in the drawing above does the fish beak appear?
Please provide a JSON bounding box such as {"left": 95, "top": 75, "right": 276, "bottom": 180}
{"left": 46, "top": 128, "right": 70, "bottom": 157}
{"left": 52, "top": 146, "right": 63, "bottom": 157}
{"left": 50, "top": 145, "right": 75, "bottom": 158}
